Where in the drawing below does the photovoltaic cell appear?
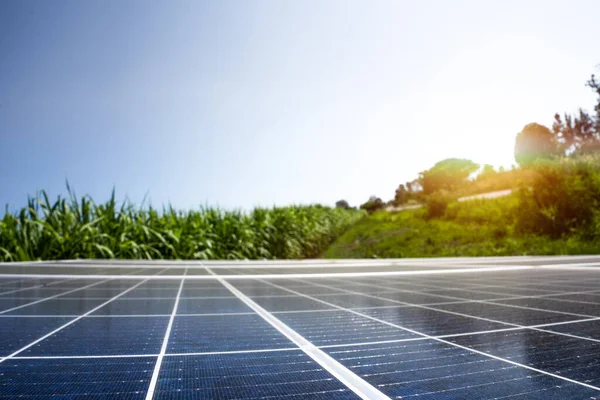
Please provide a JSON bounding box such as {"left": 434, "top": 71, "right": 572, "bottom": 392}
{"left": 360, "top": 306, "right": 508, "bottom": 336}
{"left": 324, "top": 340, "right": 600, "bottom": 399}
{"left": 0, "top": 357, "right": 156, "bottom": 398}
{"left": 154, "top": 351, "right": 359, "bottom": 399}
{"left": 448, "top": 330, "right": 600, "bottom": 386}
{"left": 431, "top": 301, "right": 582, "bottom": 325}
{"left": 495, "top": 297, "right": 600, "bottom": 317}
{"left": 543, "top": 319, "right": 600, "bottom": 340}
{"left": 0, "top": 317, "right": 73, "bottom": 356}
{"left": 176, "top": 297, "right": 251, "bottom": 314}
{"left": 23, "top": 316, "right": 169, "bottom": 356}
{"left": 91, "top": 298, "right": 176, "bottom": 315}
{"left": 167, "top": 315, "right": 294, "bottom": 353}
{"left": 275, "top": 310, "right": 420, "bottom": 346}
{"left": 249, "top": 296, "right": 337, "bottom": 312}
{"left": 4, "top": 298, "right": 107, "bottom": 315}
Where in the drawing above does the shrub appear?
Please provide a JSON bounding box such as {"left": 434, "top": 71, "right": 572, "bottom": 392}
{"left": 360, "top": 196, "right": 385, "bottom": 213}
{"left": 516, "top": 156, "right": 600, "bottom": 237}
{"left": 335, "top": 200, "right": 350, "bottom": 209}
{"left": 426, "top": 191, "right": 454, "bottom": 219}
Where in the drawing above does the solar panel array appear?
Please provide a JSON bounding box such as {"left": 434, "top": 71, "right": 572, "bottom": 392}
{"left": 1, "top": 256, "right": 600, "bottom": 399}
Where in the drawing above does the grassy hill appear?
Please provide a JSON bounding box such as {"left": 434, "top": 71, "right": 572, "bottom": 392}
{"left": 325, "top": 194, "right": 600, "bottom": 259}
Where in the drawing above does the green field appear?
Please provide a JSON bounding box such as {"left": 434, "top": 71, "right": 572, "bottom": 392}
{"left": 0, "top": 190, "right": 364, "bottom": 261}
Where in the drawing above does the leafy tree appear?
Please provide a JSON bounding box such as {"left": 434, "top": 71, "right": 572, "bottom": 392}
{"left": 551, "top": 72, "right": 600, "bottom": 155}
{"left": 478, "top": 164, "right": 497, "bottom": 181}
{"left": 394, "top": 184, "right": 408, "bottom": 205}
{"left": 360, "top": 196, "right": 384, "bottom": 213}
{"left": 514, "top": 123, "right": 559, "bottom": 166}
{"left": 588, "top": 73, "right": 600, "bottom": 131}
{"left": 419, "top": 158, "right": 479, "bottom": 195}
{"left": 425, "top": 190, "right": 454, "bottom": 219}
{"left": 552, "top": 110, "right": 598, "bottom": 154}
{"left": 335, "top": 200, "right": 350, "bottom": 209}
{"left": 516, "top": 156, "right": 600, "bottom": 237}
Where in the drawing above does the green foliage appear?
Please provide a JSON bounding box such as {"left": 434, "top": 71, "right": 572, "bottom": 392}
{"left": 552, "top": 110, "right": 599, "bottom": 155}
{"left": 419, "top": 158, "right": 479, "bottom": 195}
{"left": 393, "top": 180, "right": 423, "bottom": 206}
{"left": 394, "top": 184, "right": 408, "bottom": 205}
{"left": 425, "top": 191, "right": 454, "bottom": 219}
{"left": 589, "top": 74, "right": 600, "bottom": 130}
{"left": 360, "top": 196, "right": 385, "bottom": 213}
{"left": 514, "top": 123, "right": 560, "bottom": 166}
{"left": 457, "top": 168, "right": 534, "bottom": 197}
{"left": 515, "top": 156, "right": 600, "bottom": 237}
{"left": 0, "top": 190, "right": 365, "bottom": 261}
{"left": 335, "top": 200, "right": 350, "bottom": 209}
{"left": 549, "top": 71, "right": 600, "bottom": 156}
{"left": 325, "top": 194, "right": 600, "bottom": 259}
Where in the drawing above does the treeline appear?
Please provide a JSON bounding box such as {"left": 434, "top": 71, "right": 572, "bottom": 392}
{"left": 347, "top": 69, "right": 600, "bottom": 221}
{"left": 0, "top": 190, "right": 364, "bottom": 261}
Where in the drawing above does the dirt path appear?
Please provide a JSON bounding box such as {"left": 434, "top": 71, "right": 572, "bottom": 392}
{"left": 385, "top": 189, "right": 513, "bottom": 212}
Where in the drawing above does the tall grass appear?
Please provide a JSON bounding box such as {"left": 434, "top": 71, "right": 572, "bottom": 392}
{"left": 0, "top": 190, "right": 364, "bottom": 261}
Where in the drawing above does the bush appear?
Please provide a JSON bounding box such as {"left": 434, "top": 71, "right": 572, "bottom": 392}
{"left": 335, "top": 200, "right": 350, "bottom": 209}
{"left": 426, "top": 191, "right": 455, "bottom": 219}
{"left": 516, "top": 156, "right": 600, "bottom": 237}
{"left": 360, "top": 197, "right": 385, "bottom": 213}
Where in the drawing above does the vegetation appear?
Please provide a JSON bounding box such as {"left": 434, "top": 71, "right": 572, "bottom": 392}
{"left": 425, "top": 190, "right": 455, "bottom": 219}
{"left": 420, "top": 158, "right": 479, "bottom": 195}
{"left": 552, "top": 74, "right": 600, "bottom": 155}
{"left": 335, "top": 199, "right": 351, "bottom": 209}
{"left": 327, "top": 69, "right": 600, "bottom": 258}
{"left": 0, "top": 190, "right": 364, "bottom": 261}
{"left": 326, "top": 170, "right": 600, "bottom": 259}
{"left": 393, "top": 179, "right": 422, "bottom": 206}
{"left": 360, "top": 196, "right": 385, "bottom": 213}
{"left": 457, "top": 166, "right": 534, "bottom": 197}
{"left": 515, "top": 155, "right": 600, "bottom": 237}
{"left": 514, "top": 123, "right": 560, "bottom": 166}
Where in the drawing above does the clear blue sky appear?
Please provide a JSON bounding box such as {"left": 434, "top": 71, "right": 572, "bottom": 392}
{"left": 1, "top": 1, "right": 599, "bottom": 210}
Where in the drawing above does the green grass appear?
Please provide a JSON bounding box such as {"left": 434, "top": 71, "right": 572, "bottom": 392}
{"left": 0, "top": 190, "right": 365, "bottom": 261}
{"left": 325, "top": 195, "right": 600, "bottom": 258}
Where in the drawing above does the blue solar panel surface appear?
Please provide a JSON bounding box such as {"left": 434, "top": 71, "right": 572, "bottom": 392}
{"left": 0, "top": 257, "right": 600, "bottom": 399}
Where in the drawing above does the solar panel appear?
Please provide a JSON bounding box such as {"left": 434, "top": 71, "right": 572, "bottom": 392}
{"left": 1, "top": 257, "right": 600, "bottom": 399}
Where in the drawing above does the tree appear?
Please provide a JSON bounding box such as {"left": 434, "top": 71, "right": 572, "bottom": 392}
{"left": 394, "top": 184, "right": 408, "bottom": 205}
{"left": 360, "top": 196, "right": 384, "bottom": 213}
{"left": 478, "top": 164, "right": 497, "bottom": 181}
{"left": 514, "top": 123, "right": 559, "bottom": 166}
{"left": 551, "top": 72, "right": 600, "bottom": 156}
{"left": 552, "top": 110, "right": 598, "bottom": 155}
{"left": 588, "top": 73, "right": 600, "bottom": 131}
{"left": 335, "top": 200, "right": 350, "bottom": 209}
{"left": 419, "top": 158, "right": 479, "bottom": 195}
{"left": 408, "top": 179, "right": 422, "bottom": 192}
